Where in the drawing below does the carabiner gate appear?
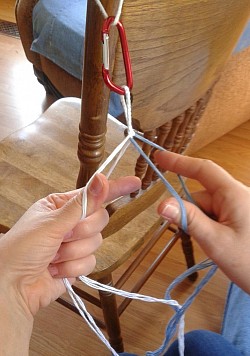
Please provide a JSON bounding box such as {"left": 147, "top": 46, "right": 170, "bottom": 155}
{"left": 102, "top": 16, "right": 133, "bottom": 95}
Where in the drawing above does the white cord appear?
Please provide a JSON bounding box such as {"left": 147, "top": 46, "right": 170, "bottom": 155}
{"left": 94, "top": 0, "right": 125, "bottom": 24}
{"left": 63, "top": 278, "right": 119, "bottom": 355}
{"left": 120, "top": 85, "right": 134, "bottom": 136}
{"left": 81, "top": 133, "right": 131, "bottom": 219}
{"left": 80, "top": 275, "right": 182, "bottom": 308}
{"left": 64, "top": 1, "right": 187, "bottom": 352}
{"left": 113, "top": 0, "right": 125, "bottom": 25}
{"left": 63, "top": 88, "right": 185, "bottom": 355}
{"left": 94, "top": 0, "right": 108, "bottom": 19}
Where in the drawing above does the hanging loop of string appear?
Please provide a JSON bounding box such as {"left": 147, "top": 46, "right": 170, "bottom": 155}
{"left": 63, "top": 83, "right": 218, "bottom": 356}
{"left": 95, "top": 0, "right": 124, "bottom": 25}
{"left": 61, "top": 1, "right": 218, "bottom": 355}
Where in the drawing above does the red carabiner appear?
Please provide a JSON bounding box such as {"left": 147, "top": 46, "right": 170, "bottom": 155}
{"left": 102, "top": 16, "right": 133, "bottom": 95}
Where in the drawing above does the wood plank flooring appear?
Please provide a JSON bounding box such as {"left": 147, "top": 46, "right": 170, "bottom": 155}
{"left": 0, "top": 13, "right": 249, "bottom": 355}
{"left": 0, "top": 34, "right": 55, "bottom": 141}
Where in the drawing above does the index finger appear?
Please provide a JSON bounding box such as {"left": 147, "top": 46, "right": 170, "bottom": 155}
{"left": 154, "top": 150, "right": 235, "bottom": 193}
{"left": 106, "top": 176, "right": 141, "bottom": 202}
{"left": 55, "top": 175, "right": 141, "bottom": 218}
{"left": 83, "top": 174, "right": 141, "bottom": 217}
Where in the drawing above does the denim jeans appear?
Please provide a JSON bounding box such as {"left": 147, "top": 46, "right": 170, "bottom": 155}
{"left": 222, "top": 283, "right": 250, "bottom": 355}
{"left": 120, "top": 283, "right": 250, "bottom": 355}
{"left": 120, "top": 330, "right": 241, "bottom": 355}
{"left": 163, "top": 330, "right": 242, "bottom": 355}
{"left": 120, "top": 329, "right": 241, "bottom": 355}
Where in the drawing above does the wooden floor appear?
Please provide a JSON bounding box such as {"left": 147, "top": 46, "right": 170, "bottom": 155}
{"left": 0, "top": 34, "right": 55, "bottom": 141}
{"left": 0, "top": 11, "right": 250, "bottom": 355}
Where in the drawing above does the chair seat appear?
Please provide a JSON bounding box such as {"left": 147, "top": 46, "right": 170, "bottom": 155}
{"left": 0, "top": 98, "right": 182, "bottom": 278}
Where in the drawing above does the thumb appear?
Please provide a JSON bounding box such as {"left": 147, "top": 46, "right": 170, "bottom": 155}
{"left": 51, "top": 174, "right": 109, "bottom": 234}
{"left": 157, "top": 197, "right": 225, "bottom": 256}
{"left": 81, "top": 173, "right": 110, "bottom": 217}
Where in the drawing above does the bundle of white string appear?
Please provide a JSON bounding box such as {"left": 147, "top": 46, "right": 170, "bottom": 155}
{"left": 61, "top": 2, "right": 218, "bottom": 355}
{"left": 63, "top": 86, "right": 187, "bottom": 356}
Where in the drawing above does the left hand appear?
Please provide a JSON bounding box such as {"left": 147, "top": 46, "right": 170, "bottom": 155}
{"left": 0, "top": 174, "right": 141, "bottom": 319}
{"left": 155, "top": 150, "right": 250, "bottom": 293}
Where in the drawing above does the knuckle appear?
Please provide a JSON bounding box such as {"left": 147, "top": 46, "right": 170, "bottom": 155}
{"left": 91, "top": 233, "right": 103, "bottom": 251}
{"left": 96, "top": 232, "right": 103, "bottom": 247}
{"left": 74, "top": 191, "right": 84, "bottom": 209}
{"left": 101, "top": 208, "right": 110, "bottom": 226}
{"left": 84, "top": 255, "right": 96, "bottom": 275}
{"left": 200, "top": 159, "right": 214, "bottom": 171}
{"left": 77, "top": 222, "right": 92, "bottom": 238}
{"left": 187, "top": 204, "right": 197, "bottom": 232}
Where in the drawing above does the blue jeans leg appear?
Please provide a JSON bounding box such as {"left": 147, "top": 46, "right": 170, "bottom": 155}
{"left": 120, "top": 330, "right": 241, "bottom": 355}
{"left": 222, "top": 283, "right": 250, "bottom": 356}
{"left": 164, "top": 330, "right": 242, "bottom": 356}
{"left": 121, "top": 283, "right": 250, "bottom": 356}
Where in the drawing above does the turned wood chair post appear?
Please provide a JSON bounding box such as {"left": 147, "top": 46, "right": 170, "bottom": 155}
{"left": 77, "top": 0, "right": 119, "bottom": 187}
{"left": 98, "top": 275, "right": 124, "bottom": 352}
{"left": 76, "top": 2, "right": 125, "bottom": 350}
{"left": 178, "top": 229, "right": 198, "bottom": 282}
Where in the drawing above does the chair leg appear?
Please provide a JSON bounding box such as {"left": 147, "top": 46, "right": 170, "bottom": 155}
{"left": 179, "top": 229, "right": 198, "bottom": 282}
{"left": 98, "top": 274, "right": 124, "bottom": 353}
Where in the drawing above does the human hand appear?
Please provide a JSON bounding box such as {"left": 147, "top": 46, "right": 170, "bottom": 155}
{"left": 0, "top": 174, "right": 141, "bottom": 320}
{"left": 155, "top": 151, "right": 250, "bottom": 293}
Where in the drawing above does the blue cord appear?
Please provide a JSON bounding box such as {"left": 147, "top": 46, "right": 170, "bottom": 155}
{"left": 129, "top": 131, "right": 218, "bottom": 355}
{"left": 130, "top": 136, "right": 188, "bottom": 232}
{"left": 146, "top": 261, "right": 217, "bottom": 355}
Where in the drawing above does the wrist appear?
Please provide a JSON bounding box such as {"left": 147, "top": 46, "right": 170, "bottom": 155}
{"left": 0, "top": 285, "right": 33, "bottom": 355}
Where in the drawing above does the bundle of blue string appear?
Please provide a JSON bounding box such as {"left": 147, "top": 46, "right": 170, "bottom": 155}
{"left": 64, "top": 85, "right": 218, "bottom": 356}
{"left": 127, "top": 127, "right": 218, "bottom": 355}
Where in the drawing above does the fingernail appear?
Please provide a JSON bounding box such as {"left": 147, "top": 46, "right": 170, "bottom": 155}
{"left": 48, "top": 265, "right": 58, "bottom": 277}
{"left": 89, "top": 174, "right": 103, "bottom": 196}
{"left": 160, "top": 203, "right": 180, "bottom": 222}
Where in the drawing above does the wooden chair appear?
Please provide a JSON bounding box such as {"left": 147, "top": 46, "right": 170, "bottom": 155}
{"left": 1, "top": 0, "right": 249, "bottom": 352}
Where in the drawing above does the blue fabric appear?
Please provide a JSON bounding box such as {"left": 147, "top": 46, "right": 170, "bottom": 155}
{"left": 120, "top": 330, "right": 242, "bottom": 356}
{"left": 31, "top": 0, "right": 250, "bottom": 79}
{"left": 234, "top": 21, "right": 250, "bottom": 53}
{"left": 222, "top": 283, "right": 250, "bottom": 356}
{"left": 164, "top": 330, "right": 242, "bottom": 356}
{"left": 31, "top": 0, "right": 123, "bottom": 117}
{"left": 31, "top": 1, "right": 250, "bottom": 119}
{"left": 121, "top": 283, "right": 250, "bottom": 355}
{"left": 31, "top": 0, "right": 86, "bottom": 80}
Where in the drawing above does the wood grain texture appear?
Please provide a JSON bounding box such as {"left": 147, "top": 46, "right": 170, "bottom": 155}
{"left": 28, "top": 120, "right": 249, "bottom": 356}
{"left": 14, "top": 0, "right": 250, "bottom": 151}
{"left": 186, "top": 46, "right": 250, "bottom": 153}
{"left": 77, "top": 0, "right": 120, "bottom": 185}
{"left": 75, "top": 0, "right": 250, "bottom": 188}
{"left": 113, "top": 1, "right": 250, "bottom": 131}
{"left": 0, "top": 96, "right": 197, "bottom": 351}
{"left": 0, "top": 0, "right": 16, "bottom": 23}
{"left": 0, "top": 35, "right": 55, "bottom": 141}
{"left": 1, "top": 2, "right": 250, "bottom": 354}
{"left": 0, "top": 95, "right": 249, "bottom": 354}
{"left": 15, "top": 0, "right": 41, "bottom": 68}
{"left": 0, "top": 98, "right": 183, "bottom": 275}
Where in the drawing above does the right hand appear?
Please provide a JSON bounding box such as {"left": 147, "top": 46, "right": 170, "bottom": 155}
{"left": 155, "top": 151, "right": 250, "bottom": 293}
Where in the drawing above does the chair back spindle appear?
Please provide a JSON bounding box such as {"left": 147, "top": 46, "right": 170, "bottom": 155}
{"left": 77, "top": 0, "right": 250, "bottom": 195}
